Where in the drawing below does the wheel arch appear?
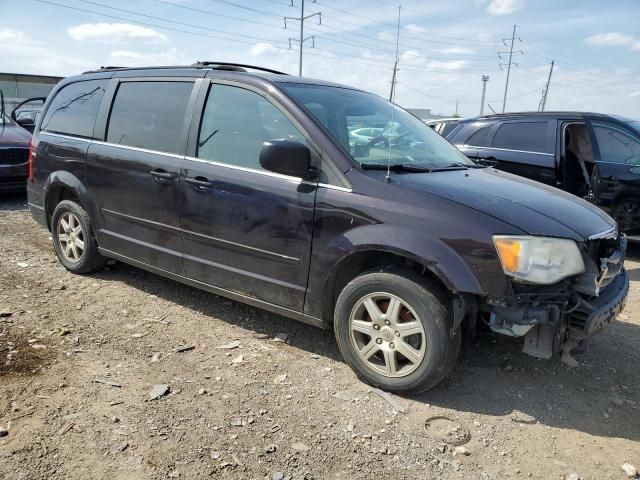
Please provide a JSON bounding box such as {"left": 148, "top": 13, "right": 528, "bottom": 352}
{"left": 43, "top": 171, "right": 100, "bottom": 231}
{"left": 319, "top": 244, "right": 481, "bottom": 328}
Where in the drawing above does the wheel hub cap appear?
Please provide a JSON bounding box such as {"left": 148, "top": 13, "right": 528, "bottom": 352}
{"left": 349, "top": 292, "right": 427, "bottom": 378}
{"left": 56, "top": 212, "right": 85, "bottom": 263}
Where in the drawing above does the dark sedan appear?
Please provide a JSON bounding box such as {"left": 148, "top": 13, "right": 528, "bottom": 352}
{"left": 0, "top": 113, "right": 31, "bottom": 193}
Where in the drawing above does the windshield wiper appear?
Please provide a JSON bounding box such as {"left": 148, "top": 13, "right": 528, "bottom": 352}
{"left": 360, "top": 163, "right": 434, "bottom": 173}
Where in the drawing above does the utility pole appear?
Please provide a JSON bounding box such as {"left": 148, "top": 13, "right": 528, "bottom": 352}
{"left": 454, "top": 100, "right": 459, "bottom": 117}
{"left": 499, "top": 24, "right": 522, "bottom": 113}
{"left": 284, "top": 0, "right": 321, "bottom": 76}
{"left": 480, "top": 75, "right": 489, "bottom": 115}
{"left": 389, "top": 5, "right": 401, "bottom": 102}
{"left": 539, "top": 59, "right": 555, "bottom": 111}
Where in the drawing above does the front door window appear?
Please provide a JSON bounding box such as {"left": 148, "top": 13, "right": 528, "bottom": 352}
{"left": 593, "top": 123, "right": 640, "bottom": 165}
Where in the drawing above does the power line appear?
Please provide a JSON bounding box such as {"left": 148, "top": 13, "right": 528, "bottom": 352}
{"left": 499, "top": 24, "right": 523, "bottom": 113}
{"left": 284, "top": 0, "right": 321, "bottom": 76}
{"left": 538, "top": 59, "right": 554, "bottom": 111}
{"left": 397, "top": 80, "right": 543, "bottom": 105}
{"left": 314, "top": 1, "right": 499, "bottom": 46}
{"left": 75, "top": 0, "right": 289, "bottom": 45}
{"left": 31, "top": 0, "right": 291, "bottom": 47}
{"left": 145, "top": 0, "right": 284, "bottom": 30}
{"left": 204, "top": 0, "right": 283, "bottom": 19}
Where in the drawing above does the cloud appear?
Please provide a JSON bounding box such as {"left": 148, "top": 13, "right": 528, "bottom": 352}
{"left": 630, "top": 91, "right": 640, "bottom": 98}
{"left": 486, "top": 0, "right": 524, "bottom": 15}
{"left": 67, "top": 23, "right": 168, "bottom": 44}
{"left": 585, "top": 32, "right": 635, "bottom": 46}
{"left": 0, "top": 28, "right": 42, "bottom": 46}
{"left": 0, "top": 28, "right": 92, "bottom": 75}
{"left": 109, "top": 48, "right": 185, "bottom": 65}
{"left": 405, "top": 24, "right": 427, "bottom": 34}
{"left": 584, "top": 32, "right": 640, "bottom": 52}
{"left": 250, "top": 43, "right": 278, "bottom": 57}
{"left": 439, "top": 46, "right": 477, "bottom": 55}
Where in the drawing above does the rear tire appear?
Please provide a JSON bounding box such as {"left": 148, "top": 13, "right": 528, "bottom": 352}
{"left": 613, "top": 198, "right": 640, "bottom": 233}
{"left": 51, "top": 200, "right": 106, "bottom": 274}
{"left": 334, "top": 268, "right": 459, "bottom": 394}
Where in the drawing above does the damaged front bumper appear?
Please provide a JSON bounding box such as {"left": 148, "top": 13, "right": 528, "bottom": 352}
{"left": 484, "top": 233, "right": 629, "bottom": 359}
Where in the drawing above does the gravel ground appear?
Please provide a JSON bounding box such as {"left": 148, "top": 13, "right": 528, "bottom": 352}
{"left": 1, "top": 192, "right": 639, "bottom": 480}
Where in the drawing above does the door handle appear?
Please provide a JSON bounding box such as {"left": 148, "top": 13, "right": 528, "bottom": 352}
{"left": 150, "top": 169, "right": 178, "bottom": 182}
{"left": 185, "top": 176, "right": 213, "bottom": 191}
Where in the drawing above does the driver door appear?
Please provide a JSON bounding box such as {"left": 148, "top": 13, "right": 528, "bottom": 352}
{"left": 180, "top": 81, "right": 319, "bottom": 311}
{"left": 11, "top": 97, "right": 46, "bottom": 133}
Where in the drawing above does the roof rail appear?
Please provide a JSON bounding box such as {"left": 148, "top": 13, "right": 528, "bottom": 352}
{"left": 82, "top": 62, "right": 289, "bottom": 76}
{"left": 191, "top": 61, "right": 289, "bottom": 75}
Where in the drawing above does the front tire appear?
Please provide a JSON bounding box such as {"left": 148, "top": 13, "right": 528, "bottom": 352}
{"left": 51, "top": 200, "right": 106, "bottom": 274}
{"left": 334, "top": 269, "right": 459, "bottom": 394}
{"left": 612, "top": 198, "right": 640, "bottom": 233}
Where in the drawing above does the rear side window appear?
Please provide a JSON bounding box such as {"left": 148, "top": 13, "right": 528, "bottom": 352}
{"left": 492, "top": 121, "right": 549, "bottom": 153}
{"left": 441, "top": 121, "right": 459, "bottom": 137}
{"left": 465, "top": 124, "right": 493, "bottom": 146}
{"left": 107, "top": 81, "right": 194, "bottom": 154}
{"left": 197, "top": 84, "right": 305, "bottom": 171}
{"left": 40, "top": 80, "right": 107, "bottom": 138}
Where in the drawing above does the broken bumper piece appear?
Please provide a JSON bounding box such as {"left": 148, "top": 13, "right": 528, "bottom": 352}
{"left": 487, "top": 268, "right": 629, "bottom": 360}
{"left": 568, "top": 268, "right": 629, "bottom": 338}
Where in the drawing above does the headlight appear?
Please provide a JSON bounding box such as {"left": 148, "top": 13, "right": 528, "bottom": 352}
{"left": 493, "top": 235, "right": 585, "bottom": 284}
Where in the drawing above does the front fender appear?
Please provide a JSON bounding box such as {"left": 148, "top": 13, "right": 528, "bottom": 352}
{"left": 338, "top": 223, "right": 485, "bottom": 294}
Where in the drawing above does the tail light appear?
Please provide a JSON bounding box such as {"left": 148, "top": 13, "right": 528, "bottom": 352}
{"left": 28, "top": 139, "right": 34, "bottom": 179}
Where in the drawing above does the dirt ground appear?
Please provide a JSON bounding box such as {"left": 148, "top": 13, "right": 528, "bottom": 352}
{"left": 1, "top": 192, "right": 639, "bottom": 480}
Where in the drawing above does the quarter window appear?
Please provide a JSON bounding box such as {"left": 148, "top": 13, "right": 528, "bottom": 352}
{"left": 40, "top": 80, "right": 107, "bottom": 138}
{"left": 593, "top": 124, "right": 640, "bottom": 165}
{"left": 441, "top": 121, "right": 459, "bottom": 137}
{"left": 197, "top": 84, "right": 305, "bottom": 171}
{"left": 465, "top": 124, "right": 493, "bottom": 146}
{"left": 492, "top": 121, "right": 549, "bottom": 153}
{"left": 106, "top": 81, "right": 194, "bottom": 154}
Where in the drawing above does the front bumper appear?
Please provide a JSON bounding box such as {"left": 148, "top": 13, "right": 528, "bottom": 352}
{"left": 486, "top": 269, "right": 629, "bottom": 359}
{"left": 568, "top": 268, "right": 629, "bottom": 339}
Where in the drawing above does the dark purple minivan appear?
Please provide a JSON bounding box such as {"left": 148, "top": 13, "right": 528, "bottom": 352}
{"left": 26, "top": 63, "right": 629, "bottom": 393}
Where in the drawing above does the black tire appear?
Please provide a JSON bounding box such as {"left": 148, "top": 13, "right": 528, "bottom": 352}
{"left": 612, "top": 198, "right": 640, "bottom": 233}
{"left": 51, "top": 200, "right": 106, "bottom": 274}
{"left": 334, "top": 268, "right": 459, "bottom": 394}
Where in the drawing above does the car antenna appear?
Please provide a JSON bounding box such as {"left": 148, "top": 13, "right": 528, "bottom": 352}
{"left": 386, "top": 5, "right": 401, "bottom": 183}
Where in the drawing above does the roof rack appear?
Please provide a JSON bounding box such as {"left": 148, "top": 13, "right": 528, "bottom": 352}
{"left": 190, "top": 61, "right": 289, "bottom": 75}
{"left": 82, "top": 62, "right": 289, "bottom": 75}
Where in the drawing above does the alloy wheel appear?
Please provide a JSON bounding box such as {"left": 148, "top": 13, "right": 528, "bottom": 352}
{"left": 57, "top": 212, "right": 85, "bottom": 262}
{"left": 349, "top": 292, "right": 427, "bottom": 378}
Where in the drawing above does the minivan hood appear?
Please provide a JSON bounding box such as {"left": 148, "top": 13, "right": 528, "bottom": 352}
{"left": 387, "top": 167, "right": 614, "bottom": 241}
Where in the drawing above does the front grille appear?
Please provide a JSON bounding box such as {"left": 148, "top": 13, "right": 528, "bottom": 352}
{"left": 0, "top": 147, "right": 29, "bottom": 166}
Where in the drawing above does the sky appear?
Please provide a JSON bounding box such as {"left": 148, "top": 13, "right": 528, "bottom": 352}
{"left": 2, "top": 0, "right": 640, "bottom": 117}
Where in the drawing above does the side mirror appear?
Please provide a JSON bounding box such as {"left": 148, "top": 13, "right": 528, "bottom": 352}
{"left": 259, "top": 140, "right": 316, "bottom": 179}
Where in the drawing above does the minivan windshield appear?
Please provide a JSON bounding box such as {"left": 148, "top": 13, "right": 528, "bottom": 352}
{"left": 281, "top": 83, "right": 473, "bottom": 170}
{"left": 626, "top": 120, "right": 640, "bottom": 135}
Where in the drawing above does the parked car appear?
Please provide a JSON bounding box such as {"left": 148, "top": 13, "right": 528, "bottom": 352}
{"left": 27, "top": 64, "right": 628, "bottom": 393}
{"left": 447, "top": 112, "right": 640, "bottom": 233}
{"left": 0, "top": 91, "right": 32, "bottom": 193}
{"left": 349, "top": 127, "right": 384, "bottom": 144}
{"left": 425, "top": 117, "right": 460, "bottom": 137}
{"left": 11, "top": 97, "right": 46, "bottom": 134}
